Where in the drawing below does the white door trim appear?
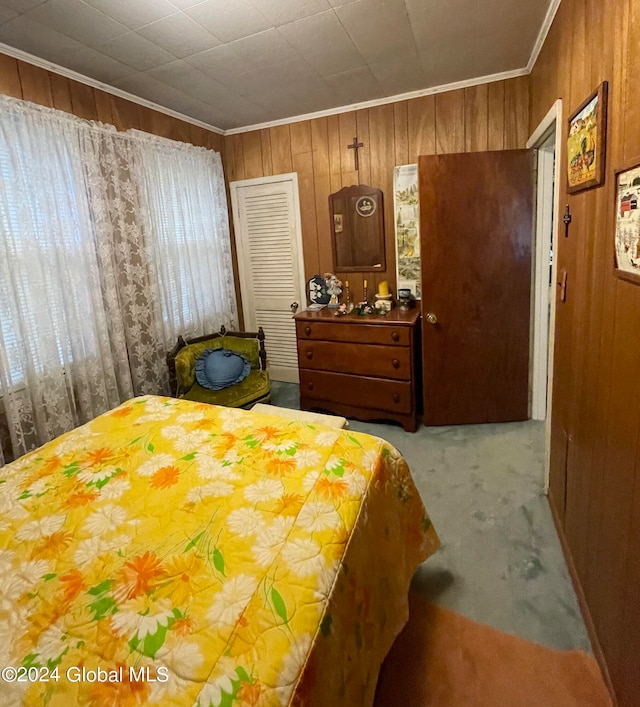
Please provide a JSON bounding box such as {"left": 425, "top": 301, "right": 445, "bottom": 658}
{"left": 527, "top": 99, "right": 562, "bottom": 492}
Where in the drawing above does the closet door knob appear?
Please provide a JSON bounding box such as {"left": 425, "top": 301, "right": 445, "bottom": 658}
{"left": 426, "top": 312, "right": 438, "bottom": 325}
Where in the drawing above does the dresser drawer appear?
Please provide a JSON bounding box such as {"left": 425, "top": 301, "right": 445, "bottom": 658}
{"left": 299, "top": 370, "right": 412, "bottom": 414}
{"left": 298, "top": 340, "right": 411, "bottom": 380}
{"left": 296, "top": 320, "right": 410, "bottom": 346}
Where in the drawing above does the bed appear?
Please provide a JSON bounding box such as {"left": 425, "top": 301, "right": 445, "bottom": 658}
{"left": 0, "top": 395, "right": 439, "bottom": 706}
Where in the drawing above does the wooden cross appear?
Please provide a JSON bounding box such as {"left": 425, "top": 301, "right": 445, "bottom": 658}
{"left": 348, "top": 136, "right": 364, "bottom": 171}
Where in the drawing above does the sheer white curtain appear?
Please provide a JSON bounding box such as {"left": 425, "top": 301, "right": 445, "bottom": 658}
{"left": 0, "top": 98, "right": 139, "bottom": 462}
{"left": 128, "top": 130, "right": 238, "bottom": 346}
{"left": 0, "top": 96, "right": 236, "bottom": 464}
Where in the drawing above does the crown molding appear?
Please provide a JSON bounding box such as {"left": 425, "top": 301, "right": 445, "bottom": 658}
{"left": 527, "top": 0, "right": 562, "bottom": 73}
{"left": 2, "top": 0, "right": 560, "bottom": 140}
{"left": 224, "top": 67, "right": 529, "bottom": 135}
{"left": 0, "top": 42, "right": 225, "bottom": 136}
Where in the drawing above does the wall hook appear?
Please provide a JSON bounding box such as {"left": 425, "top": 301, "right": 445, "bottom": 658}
{"left": 563, "top": 204, "right": 572, "bottom": 238}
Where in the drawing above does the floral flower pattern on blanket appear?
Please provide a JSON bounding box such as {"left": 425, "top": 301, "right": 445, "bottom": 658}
{"left": 0, "top": 396, "right": 438, "bottom": 706}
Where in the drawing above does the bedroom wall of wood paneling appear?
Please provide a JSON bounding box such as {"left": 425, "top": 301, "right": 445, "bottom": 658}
{"left": 531, "top": 1, "right": 640, "bottom": 704}
{"left": 223, "top": 75, "right": 530, "bottom": 304}
{"left": 0, "top": 53, "right": 224, "bottom": 151}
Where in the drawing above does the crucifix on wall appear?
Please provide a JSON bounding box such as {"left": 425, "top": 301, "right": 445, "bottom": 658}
{"left": 348, "top": 136, "right": 364, "bottom": 171}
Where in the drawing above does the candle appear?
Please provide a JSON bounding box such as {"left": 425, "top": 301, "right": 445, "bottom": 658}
{"left": 378, "top": 280, "right": 389, "bottom": 296}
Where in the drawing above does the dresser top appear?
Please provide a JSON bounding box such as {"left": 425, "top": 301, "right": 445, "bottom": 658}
{"left": 294, "top": 306, "right": 420, "bottom": 326}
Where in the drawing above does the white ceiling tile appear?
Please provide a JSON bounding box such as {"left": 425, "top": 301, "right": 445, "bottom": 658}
{"left": 137, "top": 12, "right": 219, "bottom": 58}
{"left": 0, "top": 14, "right": 130, "bottom": 82}
{"left": 0, "top": 0, "right": 46, "bottom": 12}
{"left": 368, "top": 52, "right": 426, "bottom": 95}
{"left": 113, "top": 71, "right": 190, "bottom": 102}
{"left": 251, "top": 0, "right": 331, "bottom": 26}
{"left": 83, "top": 0, "right": 177, "bottom": 30}
{"left": 227, "top": 28, "right": 301, "bottom": 68}
{"left": 0, "top": 6, "right": 17, "bottom": 24}
{"left": 407, "top": 0, "right": 477, "bottom": 47}
{"left": 279, "top": 10, "right": 364, "bottom": 77}
{"left": 114, "top": 73, "right": 236, "bottom": 127}
{"left": 98, "top": 32, "right": 176, "bottom": 72}
{"left": 336, "top": 0, "right": 418, "bottom": 63}
{"left": 65, "top": 46, "right": 135, "bottom": 83}
{"left": 145, "top": 59, "right": 264, "bottom": 114}
{"left": 184, "top": 0, "right": 272, "bottom": 43}
{"left": 475, "top": 31, "right": 530, "bottom": 72}
{"left": 0, "top": 14, "right": 83, "bottom": 63}
{"left": 324, "top": 65, "right": 381, "bottom": 104}
{"left": 25, "top": 0, "right": 129, "bottom": 47}
{"left": 184, "top": 45, "right": 254, "bottom": 85}
{"left": 167, "top": 0, "right": 206, "bottom": 8}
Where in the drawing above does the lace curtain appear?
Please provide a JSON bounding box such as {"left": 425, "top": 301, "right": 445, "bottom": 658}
{"left": 0, "top": 96, "right": 236, "bottom": 464}
{"left": 128, "top": 130, "right": 237, "bottom": 345}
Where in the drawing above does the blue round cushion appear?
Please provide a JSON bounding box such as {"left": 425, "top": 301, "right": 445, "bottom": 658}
{"left": 195, "top": 348, "right": 251, "bottom": 391}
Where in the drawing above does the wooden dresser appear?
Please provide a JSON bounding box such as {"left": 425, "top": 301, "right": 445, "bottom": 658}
{"left": 294, "top": 307, "right": 421, "bottom": 432}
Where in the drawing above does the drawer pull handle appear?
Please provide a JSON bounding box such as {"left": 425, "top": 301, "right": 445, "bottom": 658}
{"left": 392, "top": 393, "right": 400, "bottom": 403}
{"left": 304, "top": 326, "right": 311, "bottom": 336}
{"left": 391, "top": 331, "right": 400, "bottom": 342}
{"left": 306, "top": 350, "right": 313, "bottom": 360}
{"left": 392, "top": 358, "right": 400, "bottom": 369}
{"left": 307, "top": 382, "right": 314, "bottom": 391}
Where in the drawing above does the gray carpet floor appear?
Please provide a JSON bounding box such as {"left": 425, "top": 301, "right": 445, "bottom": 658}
{"left": 270, "top": 381, "right": 591, "bottom": 653}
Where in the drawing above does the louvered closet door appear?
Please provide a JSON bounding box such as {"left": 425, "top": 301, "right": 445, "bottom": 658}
{"left": 231, "top": 174, "right": 306, "bottom": 383}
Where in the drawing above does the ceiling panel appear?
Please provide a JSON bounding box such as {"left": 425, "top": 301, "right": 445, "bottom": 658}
{"left": 324, "top": 65, "right": 382, "bottom": 105}
{"left": 0, "top": 0, "right": 554, "bottom": 130}
{"left": 184, "top": 0, "right": 272, "bottom": 44}
{"left": 227, "top": 28, "right": 303, "bottom": 69}
{"left": 278, "top": 10, "right": 364, "bottom": 77}
{"left": 24, "top": 0, "right": 129, "bottom": 48}
{"left": 83, "top": 0, "right": 177, "bottom": 30}
{"left": 251, "top": 0, "right": 332, "bottom": 26}
{"left": 184, "top": 45, "right": 255, "bottom": 86}
{"left": 0, "top": 6, "right": 17, "bottom": 23}
{"left": 335, "top": 0, "right": 417, "bottom": 63}
{"left": 98, "top": 33, "right": 176, "bottom": 72}
{"left": 0, "top": 0, "right": 47, "bottom": 11}
{"left": 0, "top": 14, "right": 132, "bottom": 82}
{"left": 137, "top": 13, "right": 220, "bottom": 59}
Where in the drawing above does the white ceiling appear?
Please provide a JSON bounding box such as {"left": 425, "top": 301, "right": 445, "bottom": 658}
{"left": 0, "top": 0, "right": 554, "bottom": 132}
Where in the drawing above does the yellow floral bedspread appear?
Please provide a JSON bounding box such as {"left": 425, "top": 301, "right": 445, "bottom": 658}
{"left": 0, "top": 396, "right": 439, "bottom": 706}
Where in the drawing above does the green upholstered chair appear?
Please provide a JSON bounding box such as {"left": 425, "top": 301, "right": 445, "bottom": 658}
{"left": 166, "top": 326, "right": 271, "bottom": 409}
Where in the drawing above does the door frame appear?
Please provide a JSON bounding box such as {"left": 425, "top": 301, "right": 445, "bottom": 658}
{"left": 527, "top": 99, "right": 562, "bottom": 492}
{"left": 229, "top": 172, "right": 307, "bottom": 382}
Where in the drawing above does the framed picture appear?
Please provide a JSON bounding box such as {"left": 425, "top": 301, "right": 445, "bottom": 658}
{"left": 333, "top": 213, "right": 343, "bottom": 233}
{"left": 567, "top": 81, "right": 608, "bottom": 194}
{"left": 614, "top": 159, "right": 640, "bottom": 284}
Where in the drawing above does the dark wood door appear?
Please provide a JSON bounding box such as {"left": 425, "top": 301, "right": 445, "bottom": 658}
{"left": 419, "top": 150, "right": 534, "bottom": 425}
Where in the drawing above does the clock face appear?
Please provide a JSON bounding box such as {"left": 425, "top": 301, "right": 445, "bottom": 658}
{"left": 308, "top": 275, "right": 330, "bottom": 304}
{"left": 355, "top": 195, "right": 376, "bottom": 217}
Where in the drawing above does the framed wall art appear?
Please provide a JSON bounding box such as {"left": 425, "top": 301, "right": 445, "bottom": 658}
{"left": 393, "top": 164, "right": 421, "bottom": 298}
{"left": 566, "top": 81, "right": 608, "bottom": 194}
{"left": 614, "top": 159, "right": 640, "bottom": 284}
